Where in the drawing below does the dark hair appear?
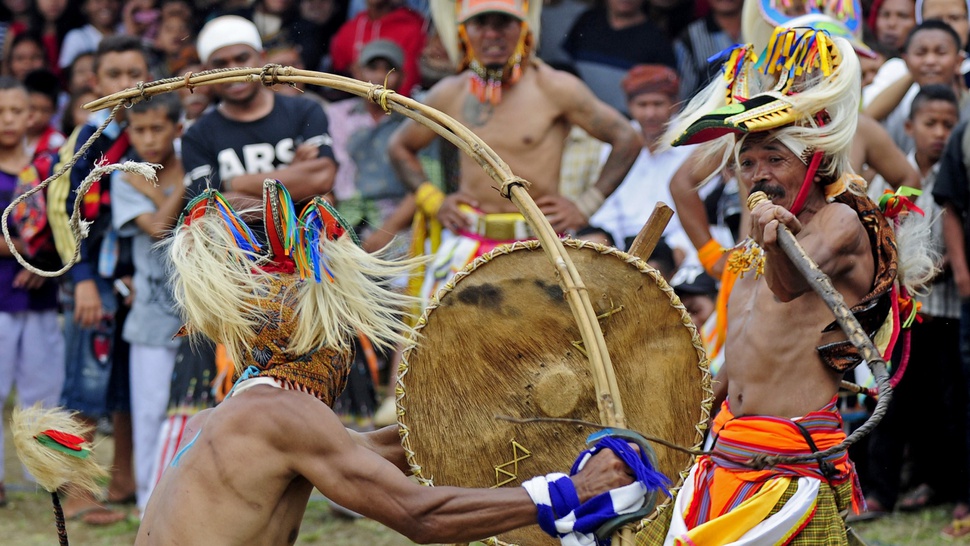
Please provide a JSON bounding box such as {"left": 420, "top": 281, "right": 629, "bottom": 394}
{"left": 0, "top": 76, "right": 28, "bottom": 94}
{"left": 5, "top": 32, "right": 46, "bottom": 75}
{"left": 27, "top": 2, "right": 84, "bottom": 47}
{"left": 576, "top": 224, "right": 616, "bottom": 246}
{"left": 23, "top": 69, "right": 60, "bottom": 105}
{"left": 8, "top": 31, "right": 44, "bottom": 53}
{"left": 129, "top": 92, "right": 182, "bottom": 124}
{"left": 93, "top": 35, "right": 150, "bottom": 73}
{"left": 903, "top": 20, "right": 961, "bottom": 53}
{"left": 909, "top": 83, "right": 959, "bottom": 118}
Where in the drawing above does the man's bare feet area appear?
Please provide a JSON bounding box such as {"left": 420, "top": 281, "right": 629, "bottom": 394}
{"left": 107, "top": 479, "right": 136, "bottom": 505}
{"left": 62, "top": 492, "right": 127, "bottom": 525}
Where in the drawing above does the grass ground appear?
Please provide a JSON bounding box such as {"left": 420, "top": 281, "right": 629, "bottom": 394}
{"left": 1, "top": 402, "right": 962, "bottom": 545}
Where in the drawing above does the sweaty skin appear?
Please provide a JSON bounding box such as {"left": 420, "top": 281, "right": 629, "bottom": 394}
{"left": 721, "top": 135, "right": 875, "bottom": 418}
{"left": 136, "top": 385, "right": 634, "bottom": 545}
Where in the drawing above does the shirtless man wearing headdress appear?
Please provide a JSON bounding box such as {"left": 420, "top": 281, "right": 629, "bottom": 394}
{"left": 673, "top": 1, "right": 919, "bottom": 280}
{"left": 388, "top": 0, "right": 641, "bottom": 302}
{"left": 128, "top": 181, "right": 658, "bottom": 545}
{"left": 640, "top": 26, "right": 934, "bottom": 544}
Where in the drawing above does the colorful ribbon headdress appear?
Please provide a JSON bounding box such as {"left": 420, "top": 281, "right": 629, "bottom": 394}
{"left": 672, "top": 26, "right": 855, "bottom": 148}
{"left": 170, "top": 180, "right": 418, "bottom": 392}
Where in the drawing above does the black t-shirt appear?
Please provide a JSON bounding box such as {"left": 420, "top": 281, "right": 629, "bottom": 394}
{"left": 563, "top": 8, "right": 675, "bottom": 113}
{"left": 933, "top": 120, "right": 970, "bottom": 262}
{"left": 563, "top": 8, "right": 676, "bottom": 70}
{"left": 182, "top": 94, "right": 335, "bottom": 198}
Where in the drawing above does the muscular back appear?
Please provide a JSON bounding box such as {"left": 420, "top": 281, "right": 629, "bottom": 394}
{"left": 428, "top": 64, "right": 580, "bottom": 213}
{"left": 136, "top": 390, "right": 316, "bottom": 546}
{"left": 723, "top": 202, "right": 874, "bottom": 418}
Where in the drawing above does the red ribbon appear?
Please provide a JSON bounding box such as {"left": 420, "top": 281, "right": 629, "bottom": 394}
{"left": 40, "top": 429, "right": 84, "bottom": 451}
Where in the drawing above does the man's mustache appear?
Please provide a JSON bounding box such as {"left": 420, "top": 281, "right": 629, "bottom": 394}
{"left": 750, "top": 182, "right": 786, "bottom": 200}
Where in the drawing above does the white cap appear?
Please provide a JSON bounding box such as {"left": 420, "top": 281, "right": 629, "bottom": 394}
{"left": 197, "top": 15, "right": 263, "bottom": 65}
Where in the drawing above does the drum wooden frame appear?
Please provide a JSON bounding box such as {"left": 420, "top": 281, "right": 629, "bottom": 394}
{"left": 398, "top": 239, "right": 712, "bottom": 545}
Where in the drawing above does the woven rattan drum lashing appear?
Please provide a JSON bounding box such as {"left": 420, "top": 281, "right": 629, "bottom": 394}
{"left": 397, "top": 239, "right": 712, "bottom": 546}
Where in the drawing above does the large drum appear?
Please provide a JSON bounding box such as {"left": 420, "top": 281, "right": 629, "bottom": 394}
{"left": 397, "top": 239, "right": 712, "bottom": 545}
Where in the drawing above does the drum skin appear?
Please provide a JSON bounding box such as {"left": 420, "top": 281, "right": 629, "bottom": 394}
{"left": 397, "top": 239, "right": 711, "bottom": 545}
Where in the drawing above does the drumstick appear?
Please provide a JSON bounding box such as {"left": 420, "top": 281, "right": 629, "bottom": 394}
{"left": 745, "top": 190, "right": 891, "bottom": 465}
{"left": 627, "top": 203, "right": 674, "bottom": 261}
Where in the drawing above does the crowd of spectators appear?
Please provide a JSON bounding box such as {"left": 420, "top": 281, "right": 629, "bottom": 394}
{"left": 0, "top": 0, "right": 969, "bottom": 539}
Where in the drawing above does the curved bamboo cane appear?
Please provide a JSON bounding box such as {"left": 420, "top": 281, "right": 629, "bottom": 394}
{"left": 84, "top": 66, "right": 634, "bottom": 543}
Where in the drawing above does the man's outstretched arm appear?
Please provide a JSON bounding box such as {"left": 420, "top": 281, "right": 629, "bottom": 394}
{"left": 289, "top": 400, "right": 632, "bottom": 544}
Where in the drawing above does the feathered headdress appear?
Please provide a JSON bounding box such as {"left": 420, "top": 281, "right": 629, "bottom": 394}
{"left": 169, "top": 180, "right": 418, "bottom": 405}
{"left": 668, "top": 26, "right": 861, "bottom": 180}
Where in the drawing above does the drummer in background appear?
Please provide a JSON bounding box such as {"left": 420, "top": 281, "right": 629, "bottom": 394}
{"left": 388, "top": 0, "right": 640, "bottom": 305}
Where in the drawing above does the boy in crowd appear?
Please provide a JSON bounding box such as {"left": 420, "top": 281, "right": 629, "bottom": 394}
{"left": 0, "top": 77, "right": 63, "bottom": 508}
{"left": 864, "top": 20, "right": 966, "bottom": 152}
{"left": 329, "top": 39, "right": 414, "bottom": 255}
{"left": 46, "top": 34, "right": 150, "bottom": 525}
{"left": 671, "top": 266, "right": 718, "bottom": 333}
{"left": 110, "top": 93, "right": 185, "bottom": 516}
{"left": 863, "top": 85, "right": 964, "bottom": 521}
{"left": 22, "top": 69, "right": 64, "bottom": 163}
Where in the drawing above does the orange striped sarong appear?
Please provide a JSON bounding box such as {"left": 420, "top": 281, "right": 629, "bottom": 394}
{"left": 686, "top": 398, "right": 864, "bottom": 530}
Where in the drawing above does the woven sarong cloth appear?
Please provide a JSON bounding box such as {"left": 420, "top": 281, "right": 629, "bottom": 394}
{"left": 636, "top": 399, "right": 859, "bottom": 545}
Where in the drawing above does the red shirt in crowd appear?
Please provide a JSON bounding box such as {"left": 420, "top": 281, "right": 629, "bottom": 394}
{"left": 329, "top": 7, "right": 426, "bottom": 97}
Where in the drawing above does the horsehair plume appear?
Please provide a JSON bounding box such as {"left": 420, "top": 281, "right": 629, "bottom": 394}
{"left": 11, "top": 405, "right": 107, "bottom": 496}
{"left": 894, "top": 209, "right": 940, "bottom": 295}
{"left": 290, "top": 234, "right": 424, "bottom": 355}
{"left": 662, "top": 47, "right": 773, "bottom": 186}
{"left": 168, "top": 207, "right": 268, "bottom": 368}
{"left": 766, "top": 36, "right": 861, "bottom": 178}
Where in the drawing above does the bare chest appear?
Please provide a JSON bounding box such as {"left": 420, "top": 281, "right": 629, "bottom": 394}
{"left": 726, "top": 278, "right": 834, "bottom": 363}
{"left": 453, "top": 91, "right": 566, "bottom": 154}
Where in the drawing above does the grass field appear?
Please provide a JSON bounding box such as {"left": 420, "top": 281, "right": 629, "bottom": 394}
{"left": 1, "top": 404, "right": 963, "bottom": 545}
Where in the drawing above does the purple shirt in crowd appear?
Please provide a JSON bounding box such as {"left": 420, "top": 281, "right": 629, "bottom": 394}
{"left": 0, "top": 168, "right": 56, "bottom": 313}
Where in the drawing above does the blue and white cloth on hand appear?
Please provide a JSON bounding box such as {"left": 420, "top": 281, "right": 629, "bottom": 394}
{"left": 521, "top": 436, "right": 671, "bottom": 545}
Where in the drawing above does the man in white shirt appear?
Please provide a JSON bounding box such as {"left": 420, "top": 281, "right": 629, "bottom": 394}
{"left": 591, "top": 64, "right": 692, "bottom": 261}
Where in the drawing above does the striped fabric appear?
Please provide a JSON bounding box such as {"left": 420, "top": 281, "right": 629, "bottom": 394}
{"left": 522, "top": 437, "right": 670, "bottom": 545}
{"left": 634, "top": 401, "right": 859, "bottom": 545}
{"left": 685, "top": 399, "right": 863, "bottom": 529}
{"left": 635, "top": 479, "right": 853, "bottom": 545}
